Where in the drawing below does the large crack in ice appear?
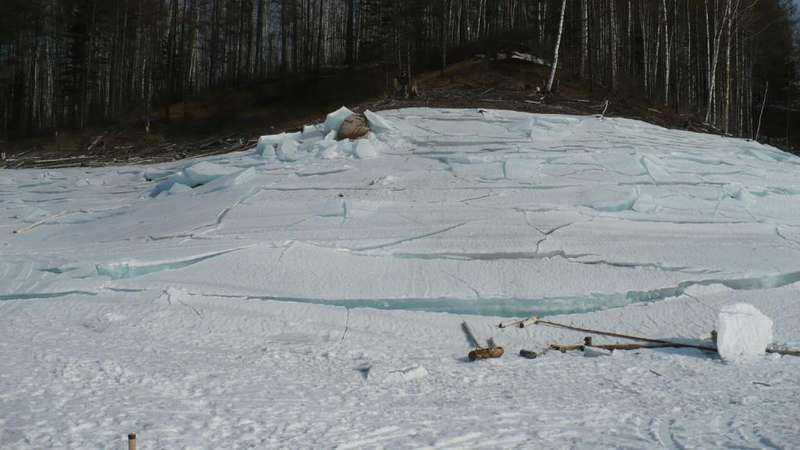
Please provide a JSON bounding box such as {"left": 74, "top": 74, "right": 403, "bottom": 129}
{"left": 348, "top": 223, "right": 467, "bottom": 252}
{"left": 178, "top": 269, "right": 800, "bottom": 317}
{"left": 0, "top": 290, "right": 97, "bottom": 301}
{"left": 95, "top": 248, "right": 241, "bottom": 280}
{"left": 389, "top": 250, "right": 591, "bottom": 262}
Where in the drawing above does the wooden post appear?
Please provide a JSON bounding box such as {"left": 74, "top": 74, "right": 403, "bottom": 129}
{"left": 128, "top": 433, "right": 137, "bottom": 450}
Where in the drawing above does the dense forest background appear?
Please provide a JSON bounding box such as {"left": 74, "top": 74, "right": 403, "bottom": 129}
{"left": 1, "top": 0, "right": 798, "bottom": 146}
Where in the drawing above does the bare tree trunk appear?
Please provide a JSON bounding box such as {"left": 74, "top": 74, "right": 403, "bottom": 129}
{"left": 662, "top": 0, "right": 670, "bottom": 107}
{"left": 705, "top": 0, "right": 732, "bottom": 124}
{"left": 546, "top": 0, "right": 567, "bottom": 93}
{"left": 581, "top": 0, "right": 588, "bottom": 79}
{"left": 610, "top": 0, "right": 618, "bottom": 91}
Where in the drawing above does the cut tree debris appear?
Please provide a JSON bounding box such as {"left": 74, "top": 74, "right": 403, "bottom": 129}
{"left": 461, "top": 321, "right": 504, "bottom": 361}
{"left": 500, "top": 317, "right": 800, "bottom": 358}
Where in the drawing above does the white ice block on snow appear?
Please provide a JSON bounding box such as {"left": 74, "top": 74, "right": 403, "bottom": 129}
{"left": 717, "top": 303, "right": 773, "bottom": 362}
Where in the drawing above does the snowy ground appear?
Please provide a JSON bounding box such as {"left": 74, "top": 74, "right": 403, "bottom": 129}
{"left": 2, "top": 108, "right": 800, "bottom": 448}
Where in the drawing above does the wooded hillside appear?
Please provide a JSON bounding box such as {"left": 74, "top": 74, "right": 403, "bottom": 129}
{"left": 1, "top": 0, "right": 797, "bottom": 143}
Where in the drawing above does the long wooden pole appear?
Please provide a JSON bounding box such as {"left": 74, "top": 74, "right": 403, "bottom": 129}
{"left": 530, "top": 318, "right": 718, "bottom": 351}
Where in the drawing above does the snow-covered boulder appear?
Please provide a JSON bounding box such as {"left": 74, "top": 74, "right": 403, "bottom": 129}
{"left": 717, "top": 303, "right": 773, "bottom": 363}
{"left": 324, "top": 106, "right": 355, "bottom": 133}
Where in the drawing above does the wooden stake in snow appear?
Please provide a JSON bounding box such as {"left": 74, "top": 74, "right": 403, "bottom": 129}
{"left": 128, "top": 433, "right": 137, "bottom": 450}
{"left": 546, "top": 0, "right": 567, "bottom": 93}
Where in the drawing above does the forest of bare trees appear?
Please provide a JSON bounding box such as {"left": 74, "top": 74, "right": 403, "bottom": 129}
{"left": 1, "top": 0, "right": 797, "bottom": 143}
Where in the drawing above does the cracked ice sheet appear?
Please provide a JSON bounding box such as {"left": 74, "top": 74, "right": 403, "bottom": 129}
{"left": 107, "top": 242, "right": 708, "bottom": 304}
{"left": 539, "top": 218, "right": 800, "bottom": 275}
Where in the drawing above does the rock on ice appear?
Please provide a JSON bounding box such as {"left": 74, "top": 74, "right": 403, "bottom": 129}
{"left": 717, "top": 303, "right": 773, "bottom": 362}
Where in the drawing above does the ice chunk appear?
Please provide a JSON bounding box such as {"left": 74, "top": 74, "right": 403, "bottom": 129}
{"left": 302, "top": 124, "right": 322, "bottom": 138}
{"left": 382, "top": 365, "right": 429, "bottom": 384}
{"left": 318, "top": 143, "right": 341, "bottom": 160}
{"left": 315, "top": 198, "right": 347, "bottom": 219}
{"left": 196, "top": 167, "right": 256, "bottom": 193}
{"left": 508, "top": 118, "right": 535, "bottom": 138}
{"left": 364, "top": 110, "right": 393, "bottom": 133}
{"left": 143, "top": 167, "right": 173, "bottom": 181}
{"left": 276, "top": 138, "right": 301, "bottom": 162}
{"left": 717, "top": 303, "right": 773, "bottom": 363}
{"left": 256, "top": 132, "right": 300, "bottom": 158}
{"left": 162, "top": 182, "right": 192, "bottom": 196}
{"left": 181, "top": 162, "right": 239, "bottom": 187}
{"left": 354, "top": 139, "right": 379, "bottom": 159}
{"left": 632, "top": 193, "right": 658, "bottom": 213}
{"left": 504, "top": 158, "right": 541, "bottom": 181}
{"left": 256, "top": 134, "right": 283, "bottom": 157}
{"left": 579, "top": 188, "right": 637, "bottom": 212}
{"left": 336, "top": 139, "right": 354, "bottom": 156}
{"left": 324, "top": 106, "right": 355, "bottom": 133}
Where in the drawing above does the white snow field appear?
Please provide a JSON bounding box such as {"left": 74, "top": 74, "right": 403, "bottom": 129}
{"left": 2, "top": 108, "right": 800, "bottom": 448}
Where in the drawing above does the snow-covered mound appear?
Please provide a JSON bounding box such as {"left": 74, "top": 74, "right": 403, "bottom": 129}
{"left": 2, "top": 108, "right": 800, "bottom": 448}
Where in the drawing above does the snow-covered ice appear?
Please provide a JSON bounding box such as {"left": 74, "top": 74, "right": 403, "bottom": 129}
{"left": 2, "top": 108, "right": 800, "bottom": 448}
{"left": 717, "top": 303, "right": 774, "bottom": 362}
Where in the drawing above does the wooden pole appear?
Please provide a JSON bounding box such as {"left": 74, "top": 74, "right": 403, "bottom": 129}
{"left": 128, "top": 433, "right": 137, "bottom": 450}
{"left": 507, "top": 316, "right": 718, "bottom": 352}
